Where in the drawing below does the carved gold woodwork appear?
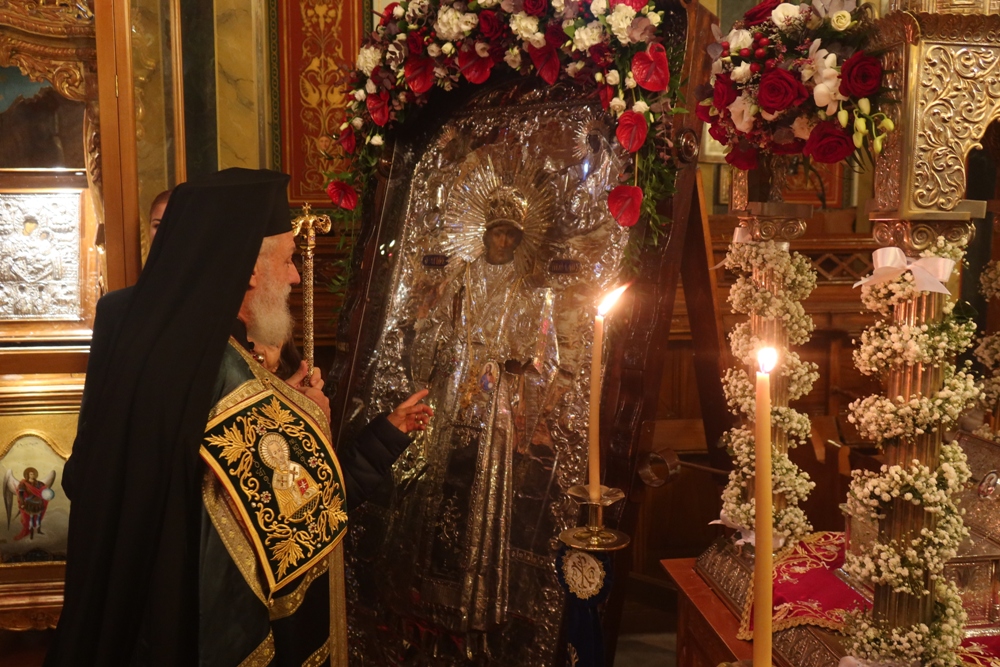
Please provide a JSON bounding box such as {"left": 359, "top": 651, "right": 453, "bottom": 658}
{"left": 870, "top": 11, "right": 1000, "bottom": 223}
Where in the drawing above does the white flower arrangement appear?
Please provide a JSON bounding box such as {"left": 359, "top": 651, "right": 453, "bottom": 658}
{"left": 718, "top": 240, "right": 817, "bottom": 546}
{"left": 845, "top": 579, "right": 968, "bottom": 667}
{"left": 846, "top": 236, "right": 975, "bottom": 666}
{"left": 980, "top": 259, "right": 1000, "bottom": 301}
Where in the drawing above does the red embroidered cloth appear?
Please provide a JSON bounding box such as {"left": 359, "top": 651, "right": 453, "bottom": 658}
{"left": 736, "top": 531, "right": 1000, "bottom": 665}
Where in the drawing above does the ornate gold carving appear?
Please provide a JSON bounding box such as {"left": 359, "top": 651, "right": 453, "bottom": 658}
{"left": 869, "top": 12, "right": 909, "bottom": 213}
{"left": 0, "top": 32, "right": 92, "bottom": 101}
{"left": 0, "top": 0, "right": 94, "bottom": 38}
{"left": 730, "top": 167, "right": 749, "bottom": 212}
{"left": 292, "top": 204, "right": 332, "bottom": 370}
{"left": 871, "top": 219, "right": 976, "bottom": 253}
{"left": 561, "top": 550, "right": 605, "bottom": 600}
{"left": 742, "top": 216, "right": 808, "bottom": 242}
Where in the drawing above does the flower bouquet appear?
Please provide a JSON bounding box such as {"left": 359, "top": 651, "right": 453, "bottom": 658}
{"left": 326, "top": 0, "right": 682, "bottom": 233}
{"left": 697, "top": 0, "right": 893, "bottom": 171}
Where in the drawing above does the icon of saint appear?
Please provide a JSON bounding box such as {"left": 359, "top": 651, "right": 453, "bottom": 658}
{"left": 3, "top": 466, "right": 57, "bottom": 540}
{"left": 257, "top": 433, "right": 319, "bottom": 521}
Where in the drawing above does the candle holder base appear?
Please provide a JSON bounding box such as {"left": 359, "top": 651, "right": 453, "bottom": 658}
{"left": 558, "top": 485, "right": 631, "bottom": 552}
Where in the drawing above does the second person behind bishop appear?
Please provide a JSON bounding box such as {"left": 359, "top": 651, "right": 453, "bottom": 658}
{"left": 45, "top": 168, "right": 432, "bottom": 666}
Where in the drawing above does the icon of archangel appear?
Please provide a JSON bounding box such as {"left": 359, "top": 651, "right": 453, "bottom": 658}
{"left": 345, "top": 93, "right": 632, "bottom": 666}
{"left": 4, "top": 467, "right": 57, "bottom": 540}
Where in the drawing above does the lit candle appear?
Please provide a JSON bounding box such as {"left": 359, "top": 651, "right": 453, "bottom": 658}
{"left": 589, "top": 285, "right": 629, "bottom": 504}
{"left": 754, "top": 346, "right": 777, "bottom": 667}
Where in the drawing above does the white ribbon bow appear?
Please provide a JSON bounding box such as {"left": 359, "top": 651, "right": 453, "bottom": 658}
{"left": 712, "top": 226, "right": 754, "bottom": 269}
{"left": 853, "top": 247, "right": 955, "bottom": 295}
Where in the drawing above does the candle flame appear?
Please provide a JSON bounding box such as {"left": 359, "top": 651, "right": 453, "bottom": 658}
{"left": 598, "top": 284, "right": 629, "bottom": 316}
{"left": 758, "top": 347, "right": 778, "bottom": 374}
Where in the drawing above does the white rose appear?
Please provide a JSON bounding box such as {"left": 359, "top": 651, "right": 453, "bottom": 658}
{"left": 441, "top": 41, "right": 455, "bottom": 56}
{"left": 371, "top": 134, "right": 384, "bottom": 146}
{"left": 460, "top": 12, "right": 479, "bottom": 32}
{"left": 476, "top": 41, "right": 491, "bottom": 57}
{"left": 573, "top": 21, "right": 604, "bottom": 51}
{"left": 632, "top": 100, "right": 649, "bottom": 114}
{"left": 356, "top": 46, "right": 382, "bottom": 77}
{"left": 528, "top": 32, "right": 547, "bottom": 47}
{"left": 770, "top": 3, "right": 802, "bottom": 31}
{"left": 510, "top": 12, "right": 540, "bottom": 41}
{"left": 427, "top": 43, "right": 441, "bottom": 57}
{"left": 479, "top": 0, "right": 500, "bottom": 6}
{"left": 393, "top": 4, "right": 404, "bottom": 17}
{"left": 365, "top": 78, "right": 377, "bottom": 94}
{"left": 726, "top": 28, "right": 752, "bottom": 52}
{"left": 606, "top": 69, "right": 620, "bottom": 85}
{"left": 351, "top": 116, "right": 364, "bottom": 130}
{"left": 567, "top": 61, "right": 585, "bottom": 77}
{"left": 504, "top": 47, "right": 522, "bottom": 69}
{"left": 434, "top": 7, "right": 469, "bottom": 42}
{"left": 625, "top": 72, "right": 636, "bottom": 88}
{"left": 648, "top": 11, "right": 661, "bottom": 26}
{"left": 607, "top": 4, "right": 637, "bottom": 43}
{"left": 829, "top": 10, "right": 852, "bottom": 30}
{"left": 731, "top": 61, "right": 752, "bottom": 83}
{"left": 728, "top": 94, "right": 756, "bottom": 134}
{"left": 353, "top": 89, "right": 367, "bottom": 101}
{"left": 552, "top": 0, "right": 566, "bottom": 13}
{"left": 590, "top": 0, "right": 608, "bottom": 15}
{"left": 609, "top": 96, "right": 626, "bottom": 115}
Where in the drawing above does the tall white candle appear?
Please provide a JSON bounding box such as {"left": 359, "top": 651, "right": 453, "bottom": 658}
{"left": 754, "top": 346, "right": 777, "bottom": 667}
{"left": 589, "top": 285, "right": 629, "bottom": 504}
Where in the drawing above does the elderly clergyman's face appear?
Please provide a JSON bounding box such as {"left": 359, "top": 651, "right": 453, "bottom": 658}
{"left": 246, "top": 232, "right": 300, "bottom": 347}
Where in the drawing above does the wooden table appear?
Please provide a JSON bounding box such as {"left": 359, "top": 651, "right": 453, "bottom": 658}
{"left": 661, "top": 558, "right": 753, "bottom": 667}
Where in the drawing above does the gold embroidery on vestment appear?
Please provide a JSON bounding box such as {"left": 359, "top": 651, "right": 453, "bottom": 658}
{"left": 239, "top": 629, "right": 275, "bottom": 667}
{"left": 268, "top": 557, "right": 329, "bottom": 621}
{"left": 202, "top": 471, "right": 267, "bottom": 605}
{"left": 302, "top": 639, "right": 331, "bottom": 667}
{"left": 329, "top": 548, "right": 349, "bottom": 667}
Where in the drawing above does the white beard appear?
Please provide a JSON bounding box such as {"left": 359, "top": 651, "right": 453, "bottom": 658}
{"left": 245, "top": 265, "right": 293, "bottom": 347}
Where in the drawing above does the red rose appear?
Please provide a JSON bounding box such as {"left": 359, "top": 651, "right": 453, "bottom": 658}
{"left": 610, "top": 0, "right": 648, "bottom": 9}
{"left": 545, "top": 21, "right": 566, "bottom": 47}
{"left": 713, "top": 73, "right": 737, "bottom": 111}
{"left": 695, "top": 100, "right": 714, "bottom": 124}
{"left": 757, "top": 68, "right": 809, "bottom": 114}
{"left": 598, "top": 84, "right": 614, "bottom": 110}
{"left": 458, "top": 45, "right": 494, "bottom": 85}
{"left": 616, "top": 111, "right": 648, "bottom": 153}
{"left": 524, "top": 0, "right": 547, "bottom": 16}
{"left": 338, "top": 126, "right": 356, "bottom": 155}
{"left": 589, "top": 43, "right": 611, "bottom": 66}
{"left": 404, "top": 58, "right": 435, "bottom": 96}
{"left": 803, "top": 121, "right": 855, "bottom": 163}
{"left": 839, "top": 52, "right": 883, "bottom": 99}
{"left": 366, "top": 90, "right": 391, "bottom": 126}
{"left": 407, "top": 30, "right": 425, "bottom": 55}
{"left": 479, "top": 10, "right": 504, "bottom": 39}
{"left": 327, "top": 181, "right": 359, "bottom": 211}
{"left": 743, "top": 0, "right": 782, "bottom": 26}
{"left": 527, "top": 43, "right": 560, "bottom": 85}
{"left": 709, "top": 121, "right": 729, "bottom": 144}
{"left": 726, "top": 142, "right": 759, "bottom": 170}
{"left": 770, "top": 138, "right": 805, "bottom": 155}
{"left": 608, "top": 185, "right": 643, "bottom": 227}
{"left": 631, "top": 43, "right": 670, "bottom": 92}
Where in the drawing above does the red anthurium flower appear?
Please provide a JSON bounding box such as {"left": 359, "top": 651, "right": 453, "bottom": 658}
{"left": 404, "top": 58, "right": 435, "bottom": 96}
{"left": 615, "top": 111, "right": 648, "bottom": 153}
{"left": 338, "top": 126, "right": 356, "bottom": 155}
{"left": 527, "top": 43, "right": 560, "bottom": 85}
{"left": 598, "top": 84, "right": 614, "bottom": 110}
{"left": 458, "top": 45, "right": 494, "bottom": 85}
{"left": 379, "top": 2, "right": 399, "bottom": 26}
{"left": 608, "top": 185, "right": 643, "bottom": 227}
{"left": 326, "top": 181, "right": 359, "bottom": 211}
{"left": 366, "top": 91, "right": 391, "bottom": 126}
{"left": 631, "top": 44, "right": 670, "bottom": 92}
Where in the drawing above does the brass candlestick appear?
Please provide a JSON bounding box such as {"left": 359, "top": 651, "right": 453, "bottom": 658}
{"left": 559, "top": 485, "right": 630, "bottom": 552}
{"left": 291, "top": 203, "right": 332, "bottom": 370}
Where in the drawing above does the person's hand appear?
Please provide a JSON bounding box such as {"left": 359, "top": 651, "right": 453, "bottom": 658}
{"left": 387, "top": 389, "right": 434, "bottom": 434}
{"left": 287, "top": 362, "right": 331, "bottom": 422}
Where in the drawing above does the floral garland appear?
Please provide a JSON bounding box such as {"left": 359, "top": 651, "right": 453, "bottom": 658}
{"left": 697, "top": 0, "right": 894, "bottom": 170}
{"left": 325, "top": 0, "right": 683, "bottom": 236}
{"left": 845, "top": 237, "right": 977, "bottom": 667}
{"left": 976, "top": 260, "right": 1000, "bottom": 441}
{"left": 718, "top": 240, "right": 818, "bottom": 546}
